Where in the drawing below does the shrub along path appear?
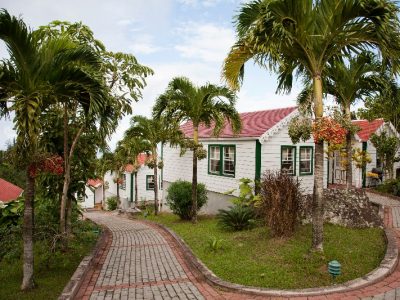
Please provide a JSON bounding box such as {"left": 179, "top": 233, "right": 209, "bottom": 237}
{"left": 77, "top": 193, "right": 400, "bottom": 300}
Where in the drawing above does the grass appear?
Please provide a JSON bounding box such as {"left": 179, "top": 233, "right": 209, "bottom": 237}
{"left": 0, "top": 220, "right": 100, "bottom": 300}
{"left": 142, "top": 213, "right": 386, "bottom": 289}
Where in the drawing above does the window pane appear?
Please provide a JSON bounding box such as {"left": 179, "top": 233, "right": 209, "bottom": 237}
{"left": 300, "top": 161, "right": 311, "bottom": 173}
{"left": 281, "top": 147, "right": 294, "bottom": 175}
{"left": 210, "top": 159, "right": 220, "bottom": 173}
{"left": 300, "top": 148, "right": 312, "bottom": 174}
{"left": 223, "top": 146, "right": 235, "bottom": 175}
{"left": 210, "top": 146, "right": 220, "bottom": 159}
{"left": 147, "top": 176, "right": 154, "bottom": 190}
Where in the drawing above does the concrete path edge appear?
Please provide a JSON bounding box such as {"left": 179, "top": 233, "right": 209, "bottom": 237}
{"left": 59, "top": 225, "right": 111, "bottom": 300}
{"left": 147, "top": 221, "right": 399, "bottom": 298}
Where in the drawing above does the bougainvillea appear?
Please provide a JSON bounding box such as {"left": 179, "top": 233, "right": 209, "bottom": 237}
{"left": 29, "top": 155, "right": 64, "bottom": 178}
{"left": 312, "top": 117, "right": 347, "bottom": 145}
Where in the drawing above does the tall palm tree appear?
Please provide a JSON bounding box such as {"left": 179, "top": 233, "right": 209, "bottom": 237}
{"left": 325, "top": 53, "right": 383, "bottom": 188}
{"left": 118, "top": 136, "right": 149, "bottom": 205}
{"left": 126, "top": 116, "right": 182, "bottom": 215}
{"left": 0, "top": 10, "right": 106, "bottom": 290}
{"left": 222, "top": 0, "right": 400, "bottom": 251}
{"left": 154, "top": 77, "right": 242, "bottom": 222}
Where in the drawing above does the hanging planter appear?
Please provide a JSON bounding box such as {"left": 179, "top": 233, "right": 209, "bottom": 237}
{"left": 312, "top": 117, "right": 347, "bottom": 145}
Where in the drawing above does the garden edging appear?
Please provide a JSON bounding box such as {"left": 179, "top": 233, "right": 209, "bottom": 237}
{"left": 148, "top": 221, "right": 399, "bottom": 297}
{"left": 58, "top": 225, "right": 111, "bottom": 300}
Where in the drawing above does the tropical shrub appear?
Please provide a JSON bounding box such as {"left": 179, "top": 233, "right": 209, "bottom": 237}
{"left": 375, "top": 179, "right": 400, "bottom": 197}
{"left": 106, "top": 196, "right": 118, "bottom": 211}
{"left": 258, "top": 171, "right": 302, "bottom": 237}
{"left": 217, "top": 205, "right": 256, "bottom": 231}
{"left": 166, "top": 180, "right": 207, "bottom": 220}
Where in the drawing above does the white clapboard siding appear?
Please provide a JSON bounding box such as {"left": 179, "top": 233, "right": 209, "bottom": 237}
{"left": 260, "top": 124, "right": 328, "bottom": 194}
{"left": 163, "top": 140, "right": 257, "bottom": 197}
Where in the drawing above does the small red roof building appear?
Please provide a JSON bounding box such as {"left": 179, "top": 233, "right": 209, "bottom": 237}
{"left": 180, "top": 107, "right": 297, "bottom": 138}
{"left": 352, "top": 119, "right": 385, "bottom": 142}
{"left": 87, "top": 178, "right": 103, "bottom": 188}
{"left": 0, "top": 178, "right": 23, "bottom": 203}
{"left": 125, "top": 153, "right": 150, "bottom": 173}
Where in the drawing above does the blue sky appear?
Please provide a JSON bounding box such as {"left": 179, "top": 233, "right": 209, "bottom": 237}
{"left": 0, "top": 0, "right": 303, "bottom": 150}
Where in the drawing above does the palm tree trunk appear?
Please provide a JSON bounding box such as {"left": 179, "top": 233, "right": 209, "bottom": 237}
{"left": 312, "top": 75, "right": 324, "bottom": 252}
{"left": 134, "top": 172, "right": 138, "bottom": 205}
{"left": 66, "top": 196, "right": 72, "bottom": 235}
{"left": 21, "top": 168, "right": 35, "bottom": 291}
{"left": 191, "top": 127, "right": 199, "bottom": 223}
{"left": 345, "top": 106, "right": 353, "bottom": 189}
{"left": 60, "top": 104, "right": 69, "bottom": 234}
{"left": 153, "top": 148, "right": 159, "bottom": 215}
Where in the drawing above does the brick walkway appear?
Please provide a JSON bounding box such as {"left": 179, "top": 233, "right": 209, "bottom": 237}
{"left": 76, "top": 191, "right": 400, "bottom": 300}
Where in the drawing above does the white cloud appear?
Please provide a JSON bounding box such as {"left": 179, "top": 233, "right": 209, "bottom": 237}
{"left": 129, "top": 34, "right": 163, "bottom": 55}
{"left": 174, "top": 22, "right": 235, "bottom": 63}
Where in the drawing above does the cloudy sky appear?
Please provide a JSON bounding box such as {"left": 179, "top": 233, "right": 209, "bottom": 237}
{"left": 0, "top": 0, "right": 303, "bottom": 150}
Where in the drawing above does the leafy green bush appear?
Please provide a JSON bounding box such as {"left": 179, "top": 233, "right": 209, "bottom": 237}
{"left": 106, "top": 196, "right": 118, "bottom": 211}
{"left": 375, "top": 179, "right": 400, "bottom": 196}
{"left": 217, "top": 205, "right": 256, "bottom": 231}
{"left": 166, "top": 180, "right": 207, "bottom": 220}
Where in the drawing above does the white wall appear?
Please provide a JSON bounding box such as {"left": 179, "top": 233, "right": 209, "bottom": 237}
{"left": 163, "top": 140, "right": 257, "bottom": 197}
{"left": 260, "top": 124, "right": 328, "bottom": 194}
{"left": 104, "top": 165, "right": 162, "bottom": 208}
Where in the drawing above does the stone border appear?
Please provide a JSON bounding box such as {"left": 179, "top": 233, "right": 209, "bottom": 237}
{"left": 59, "top": 225, "right": 111, "bottom": 300}
{"left": 149, "top": 222, "right": 398, "bottom": 298}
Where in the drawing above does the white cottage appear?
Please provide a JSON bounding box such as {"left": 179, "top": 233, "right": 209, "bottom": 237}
{"left": 162, "top": 107, "right": 400, "bottom": 214}
{"left": 328, "top": 119, "right": 400, "bottom": 188}
{"left": 104, "top": 153, "right": 163, "bottom": 209}
{"left": 162, "top": 107, "right": 327, "bottom": 214}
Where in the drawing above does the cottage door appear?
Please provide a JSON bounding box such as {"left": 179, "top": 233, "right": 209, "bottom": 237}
{"left": 332, "top": 151, "right": 346, "bottom": 185}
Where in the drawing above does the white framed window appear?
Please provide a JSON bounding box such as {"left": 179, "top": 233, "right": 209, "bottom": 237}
{"left": 281, "top": 146, "right": 296, "bottom": 175}
{"left": 209, "top": 146, "right": 221, "bottom": 174}
{"left": 300, "top": 146, "right": 313, "bottom": 175}
{"left": 146, "top": 175, "right": 154, "bottom": 190}
{"left": 223, "top": 146, "right": 235, "bottom": 176}
{"left": 208, "top": 145, "right": 236, "bottom": 177}
{"left": 120, "top": 174, "right": 126, "bottom": 190}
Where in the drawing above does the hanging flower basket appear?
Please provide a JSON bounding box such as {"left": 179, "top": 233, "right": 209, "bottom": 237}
{"left": 312, "top": 117, "right": 347, "bottom": 145}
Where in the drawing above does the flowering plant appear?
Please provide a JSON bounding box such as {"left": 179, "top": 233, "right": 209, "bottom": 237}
{"left": 29, "top": 155, "right": 64, "bottom": 177}
{"left": 312, "top": 117, "right": 347, "bottom": 145}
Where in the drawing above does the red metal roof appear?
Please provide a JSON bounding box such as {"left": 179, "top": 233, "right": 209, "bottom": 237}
{"left": 352, "top": 119, "right": 385, "bottom": 142}
{"left": 0, "top": 178, "right": 23, "bottom": 203}
{"left": 87, "top": 179, "right": 103, "bottom": 188}
{"left": 180, "top": 107, "right": 297, "bottom": 138}
{"left": 125, "top": 153, "right": 149, "bottom": 172}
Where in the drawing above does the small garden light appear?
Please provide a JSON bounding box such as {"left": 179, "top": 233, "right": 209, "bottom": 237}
{"left": 328, "top": 260, "right": 341, "bottom": 279}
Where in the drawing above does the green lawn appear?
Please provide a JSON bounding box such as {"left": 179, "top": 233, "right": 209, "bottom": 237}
{"left": 0, "top": 220, "right": 99, "bottom": 300}
{"left": 142, "top": 213, "right": 386, "bottom": 289}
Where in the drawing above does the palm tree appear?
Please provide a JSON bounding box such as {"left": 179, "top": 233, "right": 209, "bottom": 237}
{"left": 222, "top": 0, "right": 400, "bottom": 251}
{"left": 0, "top": 10, "right": 106, "bottom": 290}
{"left": 126, "top": 116, "right": 182, "bottom": 215}
{"left": 117, "top": 136, "right": 149, "bottom": 205}
{"left": 325, "top": 53, "right": 383, "bottom": 188}
{"left": 154, "top": 77, "right": 242, "bottom": 222}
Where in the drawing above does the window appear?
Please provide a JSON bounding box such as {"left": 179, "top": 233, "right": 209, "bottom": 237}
{"left": 208, "top": 145, "right": 236, "bottom": 177}
{"left": 146, "top": 175, "right": 154, "bottom": 190}
{"left": 281, "top": 146, "right": 296, "bottom": 175}
{"left": 299, "top": 146, "right": 313, "bottom": 175}
{"left": 120, "top": 174, "right": 126, "bottom": 190}
{"left": 209, "top": 146, "right": 221, "bottom": 174}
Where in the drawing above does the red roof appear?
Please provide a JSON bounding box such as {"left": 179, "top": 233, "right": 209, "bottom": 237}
{"left": 0, "top": 178, "right": 23, "bottom": 203}
{"left": 125, "top": 153, "right": 149, "bottom": 172}
{"left": 180, "top": 107, "right": 297, "bottom": 138}
{"left": 87, "top": 179, "right": 103, "bottom": 188}
{"left": 352, "top": 119, "right": 384, "bottom": 142}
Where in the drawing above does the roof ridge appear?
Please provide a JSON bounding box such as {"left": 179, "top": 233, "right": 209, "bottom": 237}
{"left": 239, "top": 106, "right": 297, "bottom": 115}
